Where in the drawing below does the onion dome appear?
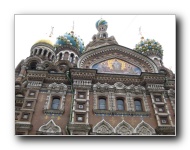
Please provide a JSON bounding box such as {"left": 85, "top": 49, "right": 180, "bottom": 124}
{"left": 34, "top": 39, "right": 54, "bottom": 46}
{"left": 31, "top": 38, "right": 55, "bottom": 52}
{"left": 96, "top": 19, "right": 108, "bottom": 31}
{"left": 55, "top": 31, "right": 85, "bottom": 53}
{"left": 134, "top": 38, "right": 163, "bottom": 58}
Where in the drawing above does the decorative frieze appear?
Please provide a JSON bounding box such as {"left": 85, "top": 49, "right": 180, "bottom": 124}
{"left": 73, "top": 79, "right": 92, "bottom": 89}
{"left": 146, "top": 84, "right": 165, "bottom": 92}
{"left": 27, "top": 81, "right": 42, "bottom": 89}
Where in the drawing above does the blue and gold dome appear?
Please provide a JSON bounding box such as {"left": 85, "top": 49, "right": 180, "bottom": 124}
{"left": 55, "top": 31, "right": 85, "bottom": 53}
{"left": 96, "top": 19, "right": 108, "bottom": 30}
{"left": 134, "top": 38, "right": 163, "bottom": 58}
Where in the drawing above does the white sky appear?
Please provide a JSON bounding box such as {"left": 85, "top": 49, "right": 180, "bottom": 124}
{"left": 15, "top": 15, "right": 175, "bottom": 73}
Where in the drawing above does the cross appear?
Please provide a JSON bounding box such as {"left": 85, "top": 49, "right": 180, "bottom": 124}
{"left": 51, "top": 114, "right": 55, "bottom": 119}
{"left": 131, "top": 117, "right": 138, "bottom": 126}
{"left": 121, "top": 115, "right": 124, "bottom": 120}
{"left": 140, "top": 115, "right": 144, "bottom": 121}
{"left": 72, "top": 21, "right": 74, "bottom": 31}
{"left": 45, "top": 115, "right": 48, "bottom": 120}
{"left": 101, "top": 114, "right": 104, "bottom": 120}
{"left": 57, "top": 116, "right": 61, "bottom": 120}
{"left": 110, "top": 116, "right": 116, "bottom": 125}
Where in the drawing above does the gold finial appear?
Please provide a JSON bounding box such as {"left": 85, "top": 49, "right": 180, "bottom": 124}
{"left": 139, "top": 26, "right": 144, "bottom": 40}
{"left": 71, "top": 21, "right": 75, "bottom": 35}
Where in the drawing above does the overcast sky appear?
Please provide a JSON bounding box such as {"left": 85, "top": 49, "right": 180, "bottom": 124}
{"left": 15, "top": 15, "right": 175, "bottom": 73}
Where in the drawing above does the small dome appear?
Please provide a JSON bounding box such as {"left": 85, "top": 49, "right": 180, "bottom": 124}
{"left": 96, "top": 19, "right": 108, "bottom": 30}
{"left": 134, "top": 38, "right": 163, "bottom": 58}
{"left": 55, "top": 31, "right": 85, "bottom": 53}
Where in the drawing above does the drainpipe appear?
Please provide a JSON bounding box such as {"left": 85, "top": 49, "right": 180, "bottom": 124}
{"left": 66, "top": 70, "right": 74, "bottom": 123}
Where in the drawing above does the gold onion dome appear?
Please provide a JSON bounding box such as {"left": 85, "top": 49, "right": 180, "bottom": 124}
{"left": 34, "top": 39, "right": 54, "bottom": 46}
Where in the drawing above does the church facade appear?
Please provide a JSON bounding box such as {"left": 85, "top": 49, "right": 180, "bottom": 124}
{"left": 15, "top": 18, "right": 175, "bottom": 135}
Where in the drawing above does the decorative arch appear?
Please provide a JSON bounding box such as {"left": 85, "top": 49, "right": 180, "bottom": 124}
{"left": 38, "top": 119, "right": 61, "bottom": 134}
{"left": 159, "top": 66, "right": 174, "bottom": 79}
{"left": 78, "top": 45, "right": 158, "bottom": 73}
{"left": 115, "top": 120, "right": 134, "bottom": 135}
{"left": 93, "top": 119, "right": 114, "bottom": 135}
{"left": 24, "top": 56, "right": 42, "bottom": 65}
{"left": 134, "top": 120, "right": 156, "bottom": 135}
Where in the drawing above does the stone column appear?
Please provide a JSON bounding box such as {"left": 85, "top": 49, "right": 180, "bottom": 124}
{"left": 93, "top": 90, "right": 97, "bottom": 109}
{"left": 86, "top": 90, "right": 89, "bottom": 124}
{"left": 143, "top": 91, "right": 150, "bottom": 112}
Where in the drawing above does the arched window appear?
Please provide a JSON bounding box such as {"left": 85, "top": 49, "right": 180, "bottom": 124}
{"left": 51, "top": 97, "right": 60, "bottom": 110}
{"left": 99, "top": 98, "right": 106, "bottom": 110}
{"left": 52, "top": 55, "right": 55, "bottom": 60}
{"left": 70, "top": 53, "right": 74, "bottom": 63}
{"left": 43, "top": 50, "right": 47, "bottom": 56}
{"left": 39, "top": 49, "right": 42, "bottom": 55}
{"left": 63, "top": 52, "right": 69, "bottom": 60}
{"left": 59, "top": 53, "right": 62, "bottom": 60}
{"left": 117, "top": 99, "right": 124, "bottom": 110}
{"left": 134, "top": 100, "right": 142, "bottom": 111}
{"left": 29, "top": 61, "right": 37, "bottom": 70}
{"left": 34, "top": 49, "right": 37, "bottom": 55}
{"left": 48, "top": 52, "right": 51, "bottom": 59}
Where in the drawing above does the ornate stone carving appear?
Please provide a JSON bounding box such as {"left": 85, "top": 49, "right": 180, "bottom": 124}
{"left": 115, "top": 121, "right": 134, "bottom": 135}
{"left": 93, "top": 120, "right": 114, "bottom": 134}
{"left": 146, "top": 84, "right": 165, "bottom": 92}
{"left": 168, "top": 88, "right": 175, "bottom": 99}
{"left": 48, "top": 82, "right": 67, "bottom": 91}
{"left": 134, "top": 121, "right": 156, "bottom": 135}
{"left": 38, "top": 119, "right": 61, "bottom": 134}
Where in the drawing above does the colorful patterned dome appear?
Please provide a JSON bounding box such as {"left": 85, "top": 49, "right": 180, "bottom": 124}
{"left": 96, "top": 19, "right": 108, "bottom": 30}
{"left": 55, "top": 31, "right": 85, "bottom": 53}
{"left": 134, "top": 38, "right": 163, "bottom": 58}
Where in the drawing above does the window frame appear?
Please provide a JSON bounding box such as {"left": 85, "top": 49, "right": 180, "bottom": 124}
{"left": 77, "top": 92, "right": 86, "bottom": 99}
{"left": 160, "top": 116, "right": 169, "bottom": 124}
{"left": 134, "top": 99, "right": 143, "bottom": 112}
{"left": 116, "top": 98, "right": 125, "bottom": 111}
{"left": 98, "top": 97, "right": 107, "bottom": 110}
{"left": 76, "top": 114, "right": 85, "bottom": 122}
{"left": 51, "top": 97, "right": 60, "bottom": 110}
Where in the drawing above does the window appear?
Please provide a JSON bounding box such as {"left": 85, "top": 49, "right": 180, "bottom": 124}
{"left": 70, "top": 53, "right": 74, "bottom": 63}
{"left": 29, "top": 91, "right": 35, "bottom": 97}
{"left": 160, "top": 117, "right": 168, "bottom": 124}
{"left": 155, "top": 96, "right": 162, "bottom": 102}
{"left": 76, "top": 114, "right": 84, "bottom": 122}
{"left": 157, "top": 106, "right": 165, "bottom": 112}
{"left": 51, "top": 98, "right": 60, "bottom": 110}
{"left": 15, "top": 113, "right": 19, "bottom": 120}
{"left": 99, "top": 98, "right": 106, "bottom": 110}
{"left": 78, "top": 104, "right": 84, "bottom": 109}
{"left": 78, "top": 92, "right": 85, "bottom": 99}
{"left": 117, "top": 99, "right": 124, "bottom": 110}
{"left": 29, "top": 61, "right": 37, "bottom": 70}
{"left": 134, "top": 100, "right": 142, "bottom": 111}
{"left": 26, "top": 101, "right": 32, "bottom": 107}
{"left": 22, "top": 113, "right": 29, "bottom": 120}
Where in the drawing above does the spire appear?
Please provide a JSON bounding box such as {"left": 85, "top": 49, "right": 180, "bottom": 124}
{"left": 49, "top": 26, "right": 54, "bottom": 37}
{"left": 71, "top": 21, "right": 74, "bottom": 35}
